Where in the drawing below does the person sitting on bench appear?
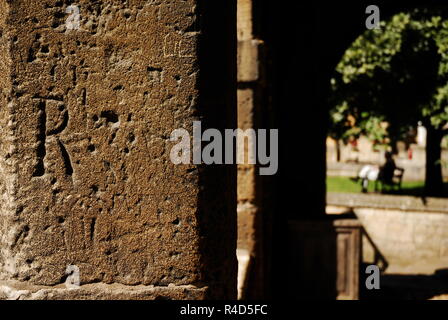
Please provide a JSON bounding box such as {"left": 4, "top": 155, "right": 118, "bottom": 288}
{"left": 377, "top": 151, "right": 404, "bottom": 191}
{"left": 358, "top": 164, "right": 379, "bottom": 193}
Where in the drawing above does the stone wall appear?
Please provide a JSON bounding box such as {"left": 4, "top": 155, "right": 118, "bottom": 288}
{"left": 236, "top": 0, "right": 266, "bottom": 299}
{"left": 327, "top": 192, "right": 448, "bottom": 275}
{"left": 0, "top": 0, "right": 237, "bottom": 300}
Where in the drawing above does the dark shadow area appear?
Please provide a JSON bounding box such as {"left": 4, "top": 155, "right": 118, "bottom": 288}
{"left": 256, "top": 0, "right": 448, "bottom": 299}
{"left": 287, "top": 219, "right": 338, "bottom": 300}
{"left": 382, "top": 182, "right": 448, "bottom": 197}
{"left": 362, "top": 269, "right": 448, "bottom": 300}
{"left": 195, "top": 0, "right": 238, "bottom": 299}
{"left": 288, "top": 214, "right": 363, "bottom": 299}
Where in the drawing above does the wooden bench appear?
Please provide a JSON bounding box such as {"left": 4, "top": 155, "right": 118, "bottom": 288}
{"left": 375, "top": 167, "right": 404, "bottom": 192}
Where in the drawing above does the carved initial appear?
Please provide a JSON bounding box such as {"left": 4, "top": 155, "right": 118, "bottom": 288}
{"left": 33, "top": 98, "right": 73, "bottom": 177}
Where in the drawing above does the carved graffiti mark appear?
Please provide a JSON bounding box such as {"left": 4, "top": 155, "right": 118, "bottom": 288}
{"left": 33, "top": 98, "right": 73, "bottom": 178}
{"left": 33, "top": 100, "right": 47, "bottom": 177}
{"left": 163, "top": 33, "right": 195, "bottom": 58}
{"left": 178, "top": 39, "right": 194, "bottom": 58}
{"left": 163, "top": 34, "right": 176, "bottom": 58}
{"left": 71, "top": 66, "right": 77, "bottom": 86}
{"left": 65, "top": 5, "right": 81, "bottom": 31}
{"left": 48, "top": 109, "right": 69, "bottom": 136}
{"left": 81, "top": 88, "right": 87, "bottom": 106}
{"left": 58, "top": 138, "right": 73, "bottom": 176}
{"left": 90, "top": 217, "right": 96, "bottom": 241}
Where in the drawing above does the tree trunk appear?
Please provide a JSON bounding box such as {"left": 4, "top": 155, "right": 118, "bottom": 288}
{"left": 334, "top": 138, "right": 341, "bottom": 162}
{"left": 425, "top": 125, "right": 444, "bottom": 197}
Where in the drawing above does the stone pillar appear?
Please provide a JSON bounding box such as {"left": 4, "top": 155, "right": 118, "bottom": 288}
{"left": 288, "top": 218, "right": 362, "bottom": 300}
{"left": 0, "top": 0, "right": 236, "bottom": 300}
{"left": 236, "top": 0, "right": 266, "bottom": 299}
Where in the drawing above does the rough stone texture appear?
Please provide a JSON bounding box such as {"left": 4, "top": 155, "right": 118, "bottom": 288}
{"left": 0, "top": 0, "right": 237, "bottom": 299}
{"left": 327, "top": 192, "right": 448, "bottom": 275}
{"left": 237, "top": 40, "right": 263, "bottom": 83}
{"left": 236, "top": 0, "right": 266, "bottom": 300}
{"left": 0, "top": 280, "right": 207, "bottom": 300}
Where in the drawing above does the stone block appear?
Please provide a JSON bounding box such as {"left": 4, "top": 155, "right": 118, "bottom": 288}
{"left": 237, "top": 39, "right": 263, "bottom": 83}
{"left": 237, "top": 165, "right": 257, "bottom": 202}
{"left": 0, "top": 0, "right": 237, "bottom": 299}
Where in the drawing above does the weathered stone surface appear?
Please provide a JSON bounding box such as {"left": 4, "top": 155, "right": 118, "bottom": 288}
{"left": 237, "top": 203, "right": 257, "bottom": 251}
{"left": 237, "top": 40, "right": 263, "bottom": 83}
{"left": 236, "top": 0, "right": 266, "bottom": 300}
{"left": 236, "top": 0, "right": 252, "bottom": 41}
{"left": 0, "top": 280, "right": 207, "bottom": 300}
{"left": 237, "top": 89, "right": 254, "bottom": 129}
{"left": 328, "top": 193, "right": 448, "bottom": 274}
{"left": 0, "top": 0, "right": 237, "bottom": 299}
{"left": 237, "top": 166, "right": 256, "bottom": 202}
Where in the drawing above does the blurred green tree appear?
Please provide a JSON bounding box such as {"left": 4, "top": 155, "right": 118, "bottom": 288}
{"left": 330, "top": 9, "right": 448, "bottom": 196}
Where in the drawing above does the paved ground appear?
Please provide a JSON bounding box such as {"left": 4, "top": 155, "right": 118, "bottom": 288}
{"left": 361, "top": 271, "right": 448, "bottom": 300}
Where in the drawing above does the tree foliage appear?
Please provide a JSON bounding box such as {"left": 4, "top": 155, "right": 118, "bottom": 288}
{"left": 330, "top": 9, "right": 448, "bottom": 145}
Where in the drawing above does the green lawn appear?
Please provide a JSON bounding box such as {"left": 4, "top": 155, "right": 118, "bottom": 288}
{"left": 327, "top": 176, "right": 428, "bottom": 195}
